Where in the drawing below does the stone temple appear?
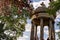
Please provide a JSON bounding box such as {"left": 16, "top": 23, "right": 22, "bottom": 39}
{"left": 30, "top": 0, "right": 55, "bottom": 40}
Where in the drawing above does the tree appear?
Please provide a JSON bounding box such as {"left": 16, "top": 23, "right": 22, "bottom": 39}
{"left": 47, "top": 0, "right": 60, "bottom": 17}
{"left": 0, "top": 0, "right": 31, "bottom": 40}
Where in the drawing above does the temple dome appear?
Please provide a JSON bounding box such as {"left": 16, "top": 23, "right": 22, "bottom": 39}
{"left": 34, "top": 2, "right": 47, "bottom": 13}
{"left": 35, "top": 7, "right": 47, "bottom": 13}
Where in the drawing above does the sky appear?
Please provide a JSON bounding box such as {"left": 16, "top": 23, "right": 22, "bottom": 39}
{"left": 17, "top": 0, "right": 60, "bottom": 40}
{"left": 31, "top": 0, "right": 50, "bottom": 9}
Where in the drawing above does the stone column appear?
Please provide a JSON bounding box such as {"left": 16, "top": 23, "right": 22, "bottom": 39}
{"left": 40, "top": 18, "right": 44, "bottom": 40}
{"left": 52, "top": 22, "right": 55, "bottom": 40}
{"left": 34, "top": 25, "right": 38, "bottom": 40}
{"left": 48, "top": 26, "right": 52, "bottom": 40}
{"left": 30, "top": 21, "right": 35, "bottom": 40}
{"left": 49, "top": 20, "right": 53, "bottom": 40}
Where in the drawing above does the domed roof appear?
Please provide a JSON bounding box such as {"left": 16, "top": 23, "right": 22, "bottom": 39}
{"left": 35, "top": 2, "right": 47, "bottom": 13}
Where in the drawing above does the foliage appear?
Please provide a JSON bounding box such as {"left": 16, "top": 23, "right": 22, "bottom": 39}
{"left": 0, "top": 0, "right": 30, "bottom": 40}
{"left": 57, "top": 32, "right": 60, "bottom": 39}
{"left": 47, "top": 0, "right": 60, "bottom": 16}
